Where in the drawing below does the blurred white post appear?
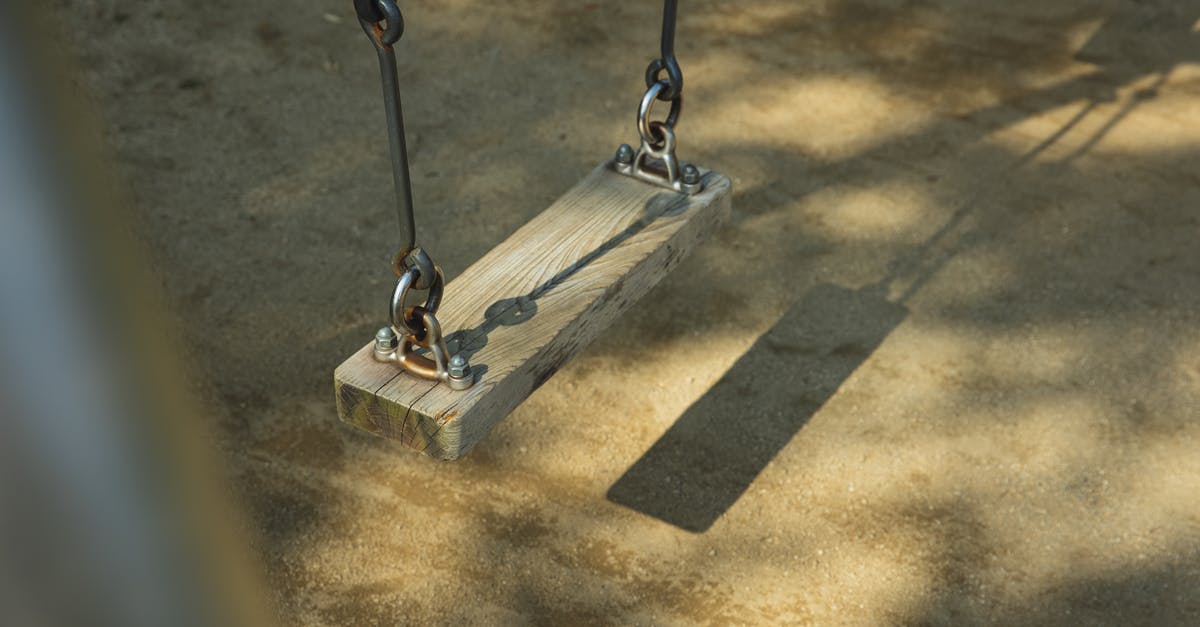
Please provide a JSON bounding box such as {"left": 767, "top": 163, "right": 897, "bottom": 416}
{"left": 0, "top": 6, "right": 269, "bottom": 627}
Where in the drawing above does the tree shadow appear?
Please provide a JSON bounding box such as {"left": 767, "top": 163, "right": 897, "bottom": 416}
{"left": 58, "top": 0, "right": 1200, "bottom": 621}
{"left": 978, "top": 550, "right": 1200, "bottom": 625}
{"left": 603, "top": 0, "right": 1200, "bottom": 533}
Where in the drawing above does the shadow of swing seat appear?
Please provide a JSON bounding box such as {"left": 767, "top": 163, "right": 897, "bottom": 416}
{"left": 608, "top": 283, "right": 908, "bottom": 532}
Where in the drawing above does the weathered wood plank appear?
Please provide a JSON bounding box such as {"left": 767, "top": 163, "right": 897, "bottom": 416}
{"left": 335, "top": 161, "right": 732, "bottom": 459}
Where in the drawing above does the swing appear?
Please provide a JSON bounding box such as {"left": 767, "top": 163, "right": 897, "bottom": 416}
{"left": 334, "top": 0, "right": 732, "bottom": 459}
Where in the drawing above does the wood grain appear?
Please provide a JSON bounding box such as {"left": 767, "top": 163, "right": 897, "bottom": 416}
{"left": 335, "top": 161, "right": 732, "bottom": 459}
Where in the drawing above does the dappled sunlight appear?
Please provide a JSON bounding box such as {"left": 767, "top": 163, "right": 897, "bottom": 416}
{"left": 50, "top": 0, "right": 1200, "bottom": 622}
{"left": 994, "top": 73, "right": 1200, "bottom": 159}
{"left": 852, "top": 324, "right": 1090, "bottom": 415}
{"left": 802, "top": 180, "right": 937, "bottom": 241}
{"left": 1171, "top": 338, "right": 1200, "bottom": 399}
{"left": 700, "top": 73, "right": 932, "bottom": 159}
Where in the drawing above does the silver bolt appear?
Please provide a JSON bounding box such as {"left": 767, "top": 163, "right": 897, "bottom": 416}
{"left": 448, "top": 353, "right": 471, "bottom": 380}
{"left": 615, "top": 144, "right": 635, "bottom": 165}
{"left": 681, "top": 164, "right": 700, "bottom": 185}
{"left": 374, "top": 326, "right": 398, "bottom": 351}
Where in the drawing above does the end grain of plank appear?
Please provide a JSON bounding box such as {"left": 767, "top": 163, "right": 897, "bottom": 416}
{"left": 335, "top": 161, "right": 732, "bottom": 459}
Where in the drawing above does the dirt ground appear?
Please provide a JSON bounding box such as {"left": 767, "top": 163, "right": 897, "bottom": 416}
{"left": 60, "top": 0, "right": 1200, "bottom": 623}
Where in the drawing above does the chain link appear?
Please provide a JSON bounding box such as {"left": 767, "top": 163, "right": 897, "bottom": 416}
{"left": 359, "top": 0, "right": 415, "bottom": 255}
{"left": 357, "top": 1, "right": 473, "bottom": 389}
{"left": 637, "top": 81, "right": 682, "bottom": 150}
{"left": 643, "top": 0, "right": 683, "bottom": 101}
{"left": 357, "top": 0, "right": 404, "bottom": 46}
{"left": 613, "top": 0, "right": 700, "bottom": 195}
{"left": 373, "top": 308, "right": 473, "bottom": 391}
{"left": 389, "top": 263, "right": 444, "bottom": 337}
{"left": 353, "top": 0, "right": 382, "bottom": 26}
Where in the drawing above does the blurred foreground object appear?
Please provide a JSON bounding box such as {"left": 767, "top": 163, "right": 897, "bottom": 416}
{"left": 0, "top": 5, "right": 272, "bottom": 626}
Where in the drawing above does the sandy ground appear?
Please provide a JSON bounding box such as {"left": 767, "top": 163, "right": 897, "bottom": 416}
{"left": 60, "top": 0, "right": 1200, "bottom": 623}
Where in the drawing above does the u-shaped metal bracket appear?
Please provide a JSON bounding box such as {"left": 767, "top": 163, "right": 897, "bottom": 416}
{"left": 614, "top": 81, "right": 702, "bottom": 195}
{"left": 373, "top": 310, "right": 474, "bottom": 390}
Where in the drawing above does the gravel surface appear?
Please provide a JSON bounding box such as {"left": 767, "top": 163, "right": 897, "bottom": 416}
{"left": 61, "top": 0, "right": 1200, "bottom": 623}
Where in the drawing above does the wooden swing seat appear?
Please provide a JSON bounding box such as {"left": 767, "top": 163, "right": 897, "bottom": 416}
{"left": 334, "top": 160, "right": 732, "bottom": 459}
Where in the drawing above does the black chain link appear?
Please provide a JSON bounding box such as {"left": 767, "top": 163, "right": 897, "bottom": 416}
{"left": 356, "top": 0, "right": 404, "bottom": 46}
{"left": 353, "top": 0, "right": 383, "bottom": 23}
{"left": 357, "top": 0, "right": 428, "bottom": 284}
{"left": 644, "top": 0, "right": 683, "bottom": 101}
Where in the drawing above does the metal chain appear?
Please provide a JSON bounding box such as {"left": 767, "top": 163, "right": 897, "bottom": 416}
{"left": 644, "top": 0, "right": 683, "bottom": 102}
{"left": 614, "top": 0, "right": 702, "bottom": 195}
{"left": 356, "top": 0, "right": 438, "bottom": 287}
{"left": 641, "top": 0, "right": 684, "bottom": 143}
{"left": 353, "top": 0, "right": 385, "bottom": 24}
{"left": 356, "top": 0, "right": 473, "bottom": 390}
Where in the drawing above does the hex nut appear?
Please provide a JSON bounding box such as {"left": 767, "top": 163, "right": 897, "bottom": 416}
{"left": 615, "top": 144, "right": 635, "bottom": 164}
{"left": 375, "top": 326, "right": 398, "bottom": 351}
{"left": 448, "top": 354, "right": 471, "bottom": 379}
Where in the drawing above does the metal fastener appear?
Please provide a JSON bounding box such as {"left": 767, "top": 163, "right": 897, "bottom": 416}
{"left": 448, "top": 353, "right": 471, "bottom": 381}
{"left": 615, "top": 143, "right": 635, "bottom": 165}
{"left": 681, "top": 163, "right": 700, "bottom": 185}
{"left": 374, "top": 326, "right": 399, "bottom": 351}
